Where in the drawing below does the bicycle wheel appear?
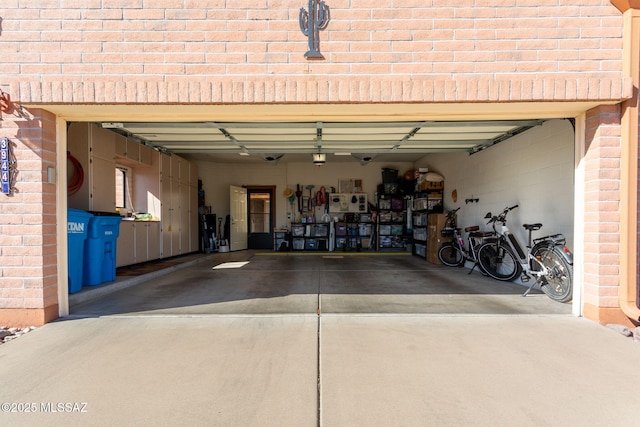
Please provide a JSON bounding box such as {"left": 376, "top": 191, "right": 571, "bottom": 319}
{"left": 477, "top": 241, "right": 521, "bottom": 281}
{"left": 438, "top": 243, "right": 464, "bottom": 267}
{"left": 532, "top": 246, "right": 573, "bottom": 303}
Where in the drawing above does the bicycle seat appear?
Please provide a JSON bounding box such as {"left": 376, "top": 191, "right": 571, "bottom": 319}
{"left": 523, "top": 223, "right": 542, "bottom": 231}
{"left": 464, "top": 225, "right": 479, "bottom": 232}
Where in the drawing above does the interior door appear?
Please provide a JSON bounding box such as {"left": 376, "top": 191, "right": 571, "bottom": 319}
{"left": 247, "top": 187, "right": 275, "bottom": 249}
{"left": 229, "top": 185, "right": 248, "bottom": 251}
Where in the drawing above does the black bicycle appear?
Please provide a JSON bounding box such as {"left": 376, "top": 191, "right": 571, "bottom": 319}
{"left": 437, "top": 208, "right": 496, "bottom": 274}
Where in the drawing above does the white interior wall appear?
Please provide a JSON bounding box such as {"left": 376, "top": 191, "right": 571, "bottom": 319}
{"left": 195, "top": 159, "right": 414, "bottom": 231}
{"left": 415, "top": 119, "right": 575, "bottom": 249}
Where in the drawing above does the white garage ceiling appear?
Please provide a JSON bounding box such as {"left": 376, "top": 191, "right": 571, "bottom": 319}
{"left": 100, "top": 119, "right": 545, "bottom": 164}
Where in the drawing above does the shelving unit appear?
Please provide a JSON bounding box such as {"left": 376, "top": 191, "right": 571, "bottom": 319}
{"left": 377, "top": 195, "right": 408, "bottom": 251}
{"left": 273, "top": 229, "right": 290, "bottom": 251}
{"left": 412, "top": 208, "right": 428, "bottom": 258}
{"left": 334, "top": 213, "right": 375, "bottom": 251}
{"left": 291, "top": 223, "right": 331, "bottom": 251}
{"left": 411, "top": 187, "right": 444, "bottom": 259}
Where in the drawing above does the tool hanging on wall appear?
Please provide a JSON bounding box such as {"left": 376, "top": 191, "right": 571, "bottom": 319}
{"left": 283, "top": 188, "right": 294, "bottom": 222}
{"left": 67, "top": 151, "right": 84, "bottom": 196}
{"left": 296, "top": 184, "right": 303, "bottom": 214}
{"left": 314, "top": 186, "right": 328, "bottom": 222}
{"left": 306, "top": 184, "right": 315, "bottom": 212}
{"left": 289, "top": 195, "right": 296, "bottom": 221}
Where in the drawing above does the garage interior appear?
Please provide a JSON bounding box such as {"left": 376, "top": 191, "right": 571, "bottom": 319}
{"left": 62, "top": 103, "right": 577, "bottom": 317}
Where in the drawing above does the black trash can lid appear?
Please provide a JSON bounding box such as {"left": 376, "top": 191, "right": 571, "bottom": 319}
{"left": 88, "top": 211, "right": 121, "bottom": 216}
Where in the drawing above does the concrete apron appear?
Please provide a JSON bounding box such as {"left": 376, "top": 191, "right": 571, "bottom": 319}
{"left": 2, "top": 252, "right": 639, "bottom": 426}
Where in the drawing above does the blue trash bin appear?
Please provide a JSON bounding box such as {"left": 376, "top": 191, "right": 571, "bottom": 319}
{"left": 67, "top": 208, "right": 92, "bottom": 294}
{"left": 83, "top": 212, "right": 122, "bottom": 286}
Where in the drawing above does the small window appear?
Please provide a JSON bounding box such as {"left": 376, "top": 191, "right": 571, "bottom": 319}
{"left": 115, "top": 167, "right": 127, "bottom": 209}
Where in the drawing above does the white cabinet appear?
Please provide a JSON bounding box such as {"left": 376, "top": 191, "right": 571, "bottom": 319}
{"left": 90, "top": 124, "right": 116, "bottom": 160}
{"left": 189, "top": 183, "right": 198, "bottom": 253}
{"left": 117, "top": 222, "right": 136, "bottom": 267}
{"left": 147, "top": 223, "right": 160, "bottom": 260}
{"left": 160, "top": 171, "right": 173, "bottom": 258}
{"left": 116, "top": 221, "right": 161, "bottom": 267}
{"left": 179, "top": 182, "right": 190, "bottom": 253}
{"left": 136, "top": 222, "right": 161, "bottom": 263}
{"left": 159, "top": 153, "right": 197, "bottom": 257}
{"left": 90, "top": 156, "right": 116, "bottom": 212}
{"left": 88, "top": 124, "right": 117, "bottom": 212}
{"left": 189, "top": 163, "right": 198, "bottom": 187}
{"left": 139, "top": 144, "right": 153, "bottom": 166}
{"left": 115, "top": 133, "right": 127, "bottom": 158}
{"left": 115, "top": 135, "right": 153, "bottom": 167}
{"left": 135, "top": 223, "right": 148, "bottom": 262}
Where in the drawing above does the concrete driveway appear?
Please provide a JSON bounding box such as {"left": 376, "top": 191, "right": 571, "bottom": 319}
{"left": 2, "top": 252, "right": 639, "bottom": 426}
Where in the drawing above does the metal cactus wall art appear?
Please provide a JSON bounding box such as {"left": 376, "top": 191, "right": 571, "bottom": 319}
{"left": 299, "top": 0, "right": 330, "bottom": 59}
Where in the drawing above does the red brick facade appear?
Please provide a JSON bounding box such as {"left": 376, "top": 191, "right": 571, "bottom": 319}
{"left": 0, "top": 110, "right": 58, "bottom": 326}
{"left": 0, "top": 1, "right": 638, "bottom": 325}
{"left": 583, "top": 106, "right": 625, "bottom": 315}
{"left": 0, "top": 1, "right": 626, "bottom": 82}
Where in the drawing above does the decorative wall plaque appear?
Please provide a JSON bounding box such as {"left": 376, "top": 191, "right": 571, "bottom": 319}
{"left": 299, "top": 0, "right": 330, "bottom": 59}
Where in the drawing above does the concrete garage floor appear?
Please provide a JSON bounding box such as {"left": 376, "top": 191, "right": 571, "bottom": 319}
{"left": 69, "top": 251, "right": 571, "bottom": 317}
{"left": 3, "top": 252, "right": 640, "bottom": 426}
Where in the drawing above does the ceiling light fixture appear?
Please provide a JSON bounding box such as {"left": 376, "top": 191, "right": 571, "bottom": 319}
{"left": 261, "top": 154, "right": 285, "bottom": 163}
{"left": 312, "top": 152, "right": 326, "bottom": 166}
{"left": 351, "top": 153, "right": 376, "bottom": 165}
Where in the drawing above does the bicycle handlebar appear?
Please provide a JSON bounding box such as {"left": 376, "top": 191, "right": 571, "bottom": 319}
{"left": 486, "top": 204, "right": 519, "bottom": 225}
{"left": 446, "top": 207, "right": 461, "bottom": 219}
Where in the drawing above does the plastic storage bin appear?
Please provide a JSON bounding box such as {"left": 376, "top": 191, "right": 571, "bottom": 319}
{"left": 382, "top": 168, "right": 399, "bottom": 183}
{"left": 83, "top": 212, "right": 122, "bottom": 286}
{"left": 67, "top": 208, "right": 93, "bottom": 294}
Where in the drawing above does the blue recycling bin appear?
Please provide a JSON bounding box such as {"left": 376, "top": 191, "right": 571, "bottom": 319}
{"left": 67, "top": 208, "right": 92, "bottom": 294}
{"left": 83, "top": 212, "right": 122, "bottom": 286}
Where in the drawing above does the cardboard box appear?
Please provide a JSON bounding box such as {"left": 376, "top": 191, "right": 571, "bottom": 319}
{"left": 421, "top": 180, "right": 444, "bottom": 191}
{"left": 427, "top": 213, "right": 450, "bottom": 263}
{"left": 427, "top": 213, "right": 448, "bottom": 240}
{"left": 427, "top": 241, "right": 441, "bottom": 264}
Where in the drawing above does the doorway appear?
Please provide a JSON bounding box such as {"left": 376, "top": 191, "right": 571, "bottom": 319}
{"left": 229, "top": 185, "right": 248, "bottom": 251}
{"left": 247, "top": 186, "right": 275, "bottom": 250}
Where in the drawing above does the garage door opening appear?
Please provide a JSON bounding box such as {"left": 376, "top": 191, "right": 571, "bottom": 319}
{"left": 63, "top": 116, "right": 577, "bottom": 317}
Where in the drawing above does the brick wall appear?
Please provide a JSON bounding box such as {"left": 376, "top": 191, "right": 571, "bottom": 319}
{"left": 583, "top": 105, "right": 623, "bottom": 312}
{"left": 0, "top": 1, "right": 625, "bottom": 86}
{"left": 0, "top": 2, "right": 635, "bottom": 325}
{"left": 0, "top": 109, "right": 58, "bottom": 326}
